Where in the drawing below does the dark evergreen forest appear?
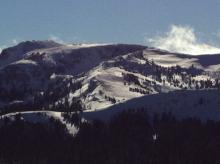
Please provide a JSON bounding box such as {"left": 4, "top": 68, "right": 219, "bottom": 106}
{"left": 0, "top": 110, "right": 220, "bottom": 164}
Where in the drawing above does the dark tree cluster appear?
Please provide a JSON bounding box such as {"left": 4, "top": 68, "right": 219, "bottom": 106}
{"left": 0, "top": 115, "right": 72, "bottom": 164}
{"left": 1, "top": 110, "right": 220, "bottom": 164}
{"left": 39, "top": 77, "right": 83, "bottom": 109}
{"left": 122, "top": 72, "right": 140, "bottom": 85}
{"left": 0, "top": 96, "right": 83, "bottom": 118}
{"left": 116, "top": 58, "right": 220, "bottom": 91}
{"left": 129, "top": 87, "right": 149, "bottom": 94}
{"left": 0, "top": 76, "right": 84, "bottom": 114}
{"left": 0, "top": 80, "right": 85, "bottom": 115}
{"left": 104, "top": 95, "right": 117, "bottom": 104}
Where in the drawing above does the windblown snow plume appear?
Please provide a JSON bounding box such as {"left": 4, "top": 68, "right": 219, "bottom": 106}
{"left": 0, "top": 45, "right": 7, "bottom": 53}
{"left": 49, "top": 35, "right": 65, "bottom": 44}
{"left": 147, "top": 25, "right": 220, "bottom": 55}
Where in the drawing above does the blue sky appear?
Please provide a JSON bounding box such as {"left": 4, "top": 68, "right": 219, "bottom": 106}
{"left": 1, "top": 0, "right": 220, "bottom": 54}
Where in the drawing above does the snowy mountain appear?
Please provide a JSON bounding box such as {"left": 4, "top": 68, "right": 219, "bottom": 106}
{"left": 0, "top": 40, "right": 62, "bottom": 68}
{"left": 0, "top": 40, "right": 220, "bottom": 121}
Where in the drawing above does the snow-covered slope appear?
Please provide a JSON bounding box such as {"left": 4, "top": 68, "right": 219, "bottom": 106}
{"left": 0, "top": 40, "right": 62, "bottom": 68}
{"left": 0, "top": 42, "right": 146, "bottom": 111}
{"left": 1, "top": 40, "right": 220, "bottom": 121}
{"left": 76, "top": 49, "right": 220, "bottom": 111}
{"left": 84, "top": 89, "right": 220, "bottom": 121}
{"left": 0, "top": 111, "right": 78, "bottom": 135}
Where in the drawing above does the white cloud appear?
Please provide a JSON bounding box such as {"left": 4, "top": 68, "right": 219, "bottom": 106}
{"left": 146, "top": 25, "right": 220, "bottom": 55}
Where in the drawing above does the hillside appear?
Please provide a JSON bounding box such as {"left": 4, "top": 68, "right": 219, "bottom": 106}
{"left": 84, "top": 89, "right": 220, "bottom": 121}
{"left": 0, "top": 40, "right": 220, "bottom": 121}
